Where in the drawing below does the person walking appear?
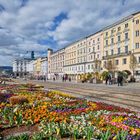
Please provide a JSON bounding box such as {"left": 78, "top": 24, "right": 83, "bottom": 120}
{"left": 105, "top": 75, "right": 109, "bottom": 85}
{"left": 120, "top": 75, "right": 123, "bottom": 86}
{"left": 108, "top": 74, "right": 112, "bottom": 85}
{"left": 69, "top": 77, "right": 71, "bottom": 82}
{"left": 117, "top": 74, "right": 122, "bottom": 86}
{"left": 62, "top": 76, "right": 64, "bottom": 82}
{"left": 53, "top": 77, "right": 55, "bottom": 81}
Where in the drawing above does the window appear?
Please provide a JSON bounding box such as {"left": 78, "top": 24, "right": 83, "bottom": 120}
{"left": 104, "top": 61, "right": 106, "bottom": 67}
{"left": 98, "top": 38, "right": 100, "bottom": 41}
{"left": 93, "top": 40, "right": 95, "bottom": 43}
{"left": 136, "top": 30, "right": 139, "bottom": 37}
{"left": 84, "top": 57, "right": 86, "bottom": 62}
{"left": 106, "top": 51, "right": 108, "bottom": 56}
{"left": 97, "top": 54, "right": 100, "bottom": 58}
{"left": 106, "top": 32, "right": 108, "bottom": 36}
{"left": 89, "top": 42, "right": 91, "bottom": 45}
{"left": 93, "top": 47, "right": 95, "bottom": 52}
{"left": 118, "top": 48, "right": 121, "bottom": 54}
{"left": 88, "top": 65, "right": 90, "bottom": 69}
{"left": 111, "top": 38, "right": 114, "bottom": 44}
{"left": 91, "top": 55, "right": 92, "bottom": 60}
{"left": 84, "top": 48, "right": 86, "bottom": 53}
{"left": 125, "top": 46, "right": 128, "bottom": 53}
{"left": 118, "top": 26, "right": 121, "bottom": 31}
{"left": 106, "top": 40, "right": 108, "bottom": 45}
{"left": 111, "top": 49, "right": 114, "bottom": 55}
{"left": 139, "top": 57, "right": 140, "bottom": 63}
{"left": 125, "top": 23, "right": 128, "bottom": 28}
{"left": 123, "top": 58, "right": 127, "bottom": 64}
{"left": 125, "top": 33, "right": 128, "bottom": 40}
{"left": 89, "top": 48, "right": 91, "bottom": 52}
{"left": 111, "top": 29, "right": 114, "bottom": 34}
{"left": 81, "top": 66, "right": 83, "bottom": 71}
{"left": 118, "top": 35, "right": 121, "bottom": 42}
{"left": 98, "top": 45, "right": 100, "bottom": 50}
{"left": 115, "top": 60, "right": 119, "bottom": 65}
{"left": 136, "top": 19, "right": 139, "bottom": 24}
{"left": 136, "top": 43, "right": 139, "bottom": 49}
{"left": 78, "top": 66, "right": 80, "bottom": 71}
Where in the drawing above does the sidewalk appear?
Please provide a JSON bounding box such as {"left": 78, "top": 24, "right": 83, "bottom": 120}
{"left": 43, "top": 79, "right": 140, "bottom": 90}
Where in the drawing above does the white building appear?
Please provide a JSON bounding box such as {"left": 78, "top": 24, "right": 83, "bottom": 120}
{"left": 13, "top": 58, "right": 35, "bottom": 77}
{"left": 26, "top": 60, "right": 35, "bottom": 76}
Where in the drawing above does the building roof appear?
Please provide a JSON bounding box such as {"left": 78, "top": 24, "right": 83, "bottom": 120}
{"left": 103, "top": 11, "right": 140, "bottom": 31}
{"left": 48, "top": 10, "right": 140, "bottom": 54}
{"left": 14, "top": 57, "right": 36, "bottom": 61}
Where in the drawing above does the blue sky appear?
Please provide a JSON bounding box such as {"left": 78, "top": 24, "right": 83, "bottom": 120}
{"left": 0, "top": 0, "right": 140, "bottom": 66}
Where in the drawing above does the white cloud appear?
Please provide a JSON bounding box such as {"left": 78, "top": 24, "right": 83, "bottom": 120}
{"left": 0, "top": 0, "right": 140, "bottom": 66}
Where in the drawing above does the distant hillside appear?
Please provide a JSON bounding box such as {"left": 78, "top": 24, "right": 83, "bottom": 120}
{"left": 0, "top": 66, "right": 13, "bottom": 70}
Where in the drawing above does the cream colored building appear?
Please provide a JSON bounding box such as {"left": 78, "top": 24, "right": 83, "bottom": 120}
{"left": 47, "top": 11, "right": 140, "bottom": 80}
{"left": 133, "top": 12, "right": 140, "bottom": 78}
{"left": 47, "top": 48, "right": 65, "bottom": 80}
{"left": 102, "top": 16, "right": 133, "bottom": 73}
{"left": 33, "top": 58, "right": 42, "bottom": 77}
{"left": 40, "top": 57, "right": 48, "bottom": 78}
{"left": 86, "top": 31, "right": 103, "bottom": 73}
{"left": 64, "top": 38, "right": 88, "bottom": 80}
{"left": 102, "top": 11, "right": 140, "bottom": 78}
{"left": 76, "top": 38, "right": 87, "bottom": 75}
{"left": 63, "top": 42, "right": 77, "bottom": 79}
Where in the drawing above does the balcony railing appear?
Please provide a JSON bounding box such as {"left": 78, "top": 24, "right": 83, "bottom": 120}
{"left": 102, "top": 51, "right": 131, "bottom": 59}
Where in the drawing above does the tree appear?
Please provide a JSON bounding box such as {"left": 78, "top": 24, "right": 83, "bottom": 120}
{"left": 104, "top": 58, "right": 117, "bottom": 77}
{"left": 129, "top": 53, "right": 137, "bottom": 76}
{"left": 94, "top": 59, "right": 101, "bottom": 73}
{"left": 93, "top": 59, "right": 101, "bottom": 80}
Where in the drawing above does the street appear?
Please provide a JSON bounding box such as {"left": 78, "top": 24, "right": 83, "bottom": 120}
{"left": 13, "top": 79, "right": 140, "bottom": 112}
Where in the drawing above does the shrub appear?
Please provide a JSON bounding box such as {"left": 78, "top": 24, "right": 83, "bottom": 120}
{"left": 9, "top": 96, "right": 29, "bottom": 105}
{"left": 101, "top": 71, "right": 109, "bottom": 80}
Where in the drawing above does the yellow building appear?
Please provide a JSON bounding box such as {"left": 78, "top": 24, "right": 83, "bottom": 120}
{"left": 47, "top": 11, "right": 140, "bottom": 80}
{"left": 64, "top": 42, "right": 77, "bottom": 79}
{"left": 86, "top": 31, "right": 103, "bottom": 73}
{"left": 33, "top": 58, "right": 42, "bottom": 77}
{"left": 133, "top": 12, "right": 140, "bottom": 77}
{"left": 102, "top": 13, "right": 136, "bottom": 76}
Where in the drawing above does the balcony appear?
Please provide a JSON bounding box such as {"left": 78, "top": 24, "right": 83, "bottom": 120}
{"left": 123, "top": 28, "right": 130, "bottom": 33}
{"left": 116, "top": 31, "right": 122, "bottom": 36}
{"left": 102, "top": 52, "right": 131, "bottom": 60}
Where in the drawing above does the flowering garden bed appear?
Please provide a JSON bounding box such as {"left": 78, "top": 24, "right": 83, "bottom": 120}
{"left": 0, "top": 83, "right": 140, "bottom": 140}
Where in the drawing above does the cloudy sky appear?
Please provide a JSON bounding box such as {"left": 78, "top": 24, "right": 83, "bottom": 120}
{"left": 0, "top": 0, "right": 140, "bottom": 66}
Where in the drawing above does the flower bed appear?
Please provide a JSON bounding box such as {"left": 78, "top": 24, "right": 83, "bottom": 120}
{"left": 0, "top": 84, "right": 140, "bottom": 140}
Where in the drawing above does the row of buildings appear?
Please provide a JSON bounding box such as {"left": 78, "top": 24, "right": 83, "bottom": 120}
{"left": 13, "top": 11, "right": 140, "bottom": 81}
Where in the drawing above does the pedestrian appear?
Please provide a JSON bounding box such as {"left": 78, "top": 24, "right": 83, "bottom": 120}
{"left": 69, "top": 77, "right": 71, "bottom": 82}
{"left": 108, "top": 75, "right": 112, "bottom": 85}
{"left": 53, "top": 77, "right": 55, "bottom": 81}
{"left": 117, "top": 75, "right": 121, "bottom": 86}
{"left": 64, "top": 76, "right": 66, "bottom": 82}
{"left": 105, "top": 75, "right": 109, "bottom": 85}
{"left": 62, "top": 76, "right": 64, "bottom": 82}
{"left": 120, "top": 75, "right": 123, "bottom": 86}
